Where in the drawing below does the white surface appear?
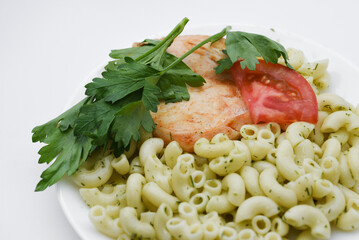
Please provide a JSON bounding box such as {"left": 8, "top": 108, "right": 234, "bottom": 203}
{"left": 1, "top": 0, "right": 359, "bottom": 239}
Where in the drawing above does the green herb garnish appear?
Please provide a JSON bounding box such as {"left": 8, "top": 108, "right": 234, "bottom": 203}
{"left": 32, "top": 18, "right": 228, "bottom": 191}
{"left": 32, "top": 18, "right": 292, "bottom": 191}
{"left": 215, "top": 31, "right": 292, "bottom": 73}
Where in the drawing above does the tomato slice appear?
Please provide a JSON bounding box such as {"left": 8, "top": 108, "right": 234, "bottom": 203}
{"left": 230, "top": 60, "right": 318, "bottom": 124}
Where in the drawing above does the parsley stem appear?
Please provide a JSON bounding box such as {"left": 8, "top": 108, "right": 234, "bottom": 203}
{"left": 159, "top": 26, "right": 231, "bottom": 74}
{"left": 134, "top": 17, "right": 189, "bottom": 63}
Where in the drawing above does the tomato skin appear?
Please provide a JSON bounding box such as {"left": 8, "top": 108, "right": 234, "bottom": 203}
{"left": 230, "top": 60, "right": 318, "bottom": 124}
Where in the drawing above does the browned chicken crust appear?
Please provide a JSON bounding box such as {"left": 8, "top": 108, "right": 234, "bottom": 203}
{"left": 151, "top": 35, "right": 252, "bottom": 152}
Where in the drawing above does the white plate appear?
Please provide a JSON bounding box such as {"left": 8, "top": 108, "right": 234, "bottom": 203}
{"left": 57, "top": 25, "right": 359, "bottom": 240}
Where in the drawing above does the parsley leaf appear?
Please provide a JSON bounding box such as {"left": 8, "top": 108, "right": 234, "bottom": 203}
{"left": 32, "top": 98, "right": 93, "bottom": 191}
{"left": 32, "top": 18, "right": 229, "bottom": 191}
{"left": 111, "top": 101, "right": 154, "bottom": 146}
{"left": 215, "top": 31, "right": 292, "bottom": 72}
{"left": 85, "top": 58, "right": 160, "bottom": 103}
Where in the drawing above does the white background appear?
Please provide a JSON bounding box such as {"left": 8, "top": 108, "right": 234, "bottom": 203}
{"left": 1, "top": 0, "right": 359, "bottom": 239}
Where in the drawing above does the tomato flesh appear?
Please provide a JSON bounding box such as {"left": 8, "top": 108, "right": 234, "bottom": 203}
{"left": 230, "top": 60, "right": 318, "bottom": 124}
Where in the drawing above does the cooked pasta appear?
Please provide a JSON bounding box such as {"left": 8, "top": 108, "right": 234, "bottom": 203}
{"left": 73, "top": 50, "right": 359, "bottom": 240}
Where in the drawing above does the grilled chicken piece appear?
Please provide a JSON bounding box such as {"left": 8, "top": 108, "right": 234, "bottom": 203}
{"left": 151, "top": 35, "right": 252, "bottom": 152}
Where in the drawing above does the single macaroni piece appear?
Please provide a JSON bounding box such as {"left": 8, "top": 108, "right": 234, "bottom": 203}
{"left": 319, "top": 156, "right": 340, "bottom": 184}
{"left": 257, "top": 128, "right": 276, "bottom": 146}
{"left": 209, "top": 141, "right": 250, "bottom": 176}
{"left": 120, "top": 207, "right": 156, "bottom": 239}
{"left": 235, "top": 196, "right": 280, "bottom": 222}
{"left": 316, "top": 185, "right": 346, "bottom": 221}
{"left": 294, "top": 139, "right": 314, "bottom": 165}
{"left": 178, "top": 202, "right": 199, "bottom": 224}
{"left": 266, "top": 122, "right": 282, "bottom": 138}
{"left": 139, "top": 138, "right": 172, "bottom": 193}
{"left": 276, "top": 140, "right": 305, "bottom": 181}
{"left": 194, "top": 133, "right": 235, "bottom": 158}
{"left": 222, "top": 173, "right": 246, "bottom": 207}
{"left": 241, "top": 138, "right": 272, "bottom": 161}
{"left": 72, "top": 154, "right": 113, "bottom": 188}
{"left": 251, "top": 215, "right": 271, "bottom": 235}
{"left": 285, "top": 174, "right": 314, "bottom": 202}
{"left": 240, "top": 124, "right": 258, "bottom": 140}
{"left": 259, "top": 167, "right": 297, "bottom": 208}
{"left": 189, "top": 193, "right": 209, "bottom": 213}
{"left": 142, "top": 182, "right": 180, "bottom": 212}
{"left": 321, "top": 138, "right": 341, "bottom": 159}
{"left": 154, "top": 203, "right": 173, "bottom": 240}
{"left": 171, "top": 154, "right": 197, "bottom": 201}
{"left": 202, "top": 221, "right": 219, "bottom": 240}
{"left": 283, "top": 205, "right": 330, "bottom": 239}
{"left": 312, "top": 179, "right": 333, "bottom": 199}
{"left": 190, "top": 170, "right": 206, "bottom": 188}
{"left": 321, "top": 110, "right": 359, "bottom": 135}
{"left": 338, "top": 152, "right": 355, "bottom": 188}
{"left": 163, "top": 141, "right": 183, "bottom": 169}
{"left": 126, "top": 173, "right": 146, "bottom": 214}
{"left": 239, "top": 166, "right": 263, "bottom": 196}
{"left": 317, "top": 93, "right": 352, "bottom": 112}
{"left": 111, "top": 154, "right": 130, "bottom": 175}
{"left": 203, "top": 179, "right": 222, "bottom": 196}
{"left": 285, "top": 122, "right": 315, "bottom": 147}
{"left": 271, "top": 216, "right": 289, "bottom": 237}
{"left": 89, "top": 205, "right": 123, "bottom": 239}
{"left": 79, "top": 184, "right": 126, "bottom": 207}
{"left": 206, "top": 194, "right": 236, "bottom": 214}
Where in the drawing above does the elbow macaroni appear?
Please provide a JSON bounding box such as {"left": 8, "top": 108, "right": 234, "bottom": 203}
{"left": 75, "top": 55, "right": 359, "bottom": 239}
{"left": 77, "top": 123, "right": 359, "bottom": 239}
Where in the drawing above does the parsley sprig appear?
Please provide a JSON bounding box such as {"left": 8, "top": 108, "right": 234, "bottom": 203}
{"left": 215, "top": 31, "right": 293, "bottom": 73}
{"left": 33, "top": 19, "right": 292, "bottom": 191}
{"left": 32, "top": 18, "right": 229, "bottom": 191}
